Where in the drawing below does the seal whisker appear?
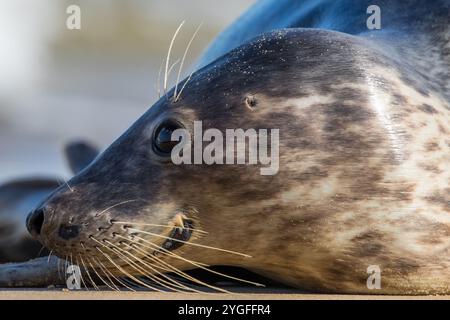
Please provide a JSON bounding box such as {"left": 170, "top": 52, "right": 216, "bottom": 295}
{"left": 128, "top": 227, "right": 252, "bottom": 258}
{"left": 118, "top": 234, "right": 207, "bottom": 281}
{"left": 78, "top": 253, "right": 99, "bottom": 291}
{"left": 86, "top": 257, "right": 117, "bottom": 291}
{"left": 94, "top": 258, "right": 122, "bottom": 291}
{"left": 106, "top": 241, "right": 184, "bottom": 291}
{"left": 95, "top": 257, "right": 134, "bottom": 292}
{"left": 120, "top": 277, "right": 147, "bottom": 291}
{"left": 112, "top": 240, "right": 201, "bottom": 293}
{"left": 108, "top": 243, "right": 190, "bottom": 293}
{"left": 174, "top": 22, "right": 203, "bottom": 101}
{"left": 167, "top": 59, "right": 181, "bottom": 78}
{"left": 125, "top": 241, "right": 222, "bottom": 293}
{"left": 133, "top": 235, "right": 264, "bottom": 288}
{"left": 64, "top": 255, "right": 69, "bottom": 281}
{"left": 57, "top": 257, "right": 63, "bottom": 281}
{"left": 75, "top": 256, "right": 89, "bottom": 291}
{"left": 95, "top": 199, "right": 140, "bottom": 217}
{"left": 132, "top": 239, "right": 209, "bottom": 268}
{"left": 57, "top": 178, "right": 74, "bottom": 192}
{"left": 91, "top": 237, "right": 165, "bottom": 292}
{"left": 91, "top": 257, "right": 121, "bottom": 291}
{"left": 47, "top": 250, "right": 53, "bottom": 263}
{"left": 164, "top": 20, "right": 185, "bottom": 97}
{"left": 120, "top": 240, "right": 180, "bottom": 272}
{"left": 175, "top": 70, "right": 194, "bottom": 102}
{"left": 36, "top": 245, "right": 45, "bottom": 258}
{"left": 118, "top": 234, "right": 210, "bottom": 268}
{"left": 108, "top": 242, "right": 190, "bottom": 291}
{"left": 113, "top": 220, "right": 208, "bottom": 234}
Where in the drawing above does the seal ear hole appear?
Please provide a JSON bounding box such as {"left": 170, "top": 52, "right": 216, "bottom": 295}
{"left": 244, "top": 95, "right": 257, "bottom": 110}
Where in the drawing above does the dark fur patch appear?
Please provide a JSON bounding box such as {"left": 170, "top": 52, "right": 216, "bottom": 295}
{"left": 418, "top": 104, "right": 438, "bottom": 114}
{"left": 425, "top": 190, "right": 450, "bottom": 212}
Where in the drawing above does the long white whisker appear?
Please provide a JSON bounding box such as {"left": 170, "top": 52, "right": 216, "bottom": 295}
{"left": 95, "top": 257, "right": 134, "bottom": 291}
{"left": 95, "top": 199, "right": 139, "bottom": 217}
{"left": 47, "top": 250, "right": 53, "bottom": 263}
{"left": 108, "top": 244, "right": 188, "bottom": 292}
{"left": 86, "top": 257, "right": 117, "bottom": 291}
{"left": 90, "top": 237, "right": 165, "bottom": 292}
{"left": 168, "top": 59, "right": 181, "bottom": 77}
{"left": 118, "top": 235, "right": 222, "bottom": 292}
{"left": 164, "top": 21, "right": 185, "bottom": 96}
{"left": 58, "top": 178, "right": 74, "bottom": 192}
{"left": 175, "top": 71, "right": 194, "bottom": 101}
{"left": 75, "top": 256, "right": 89, "bottom": 291}
{"left": 113, "top": 221, "right": 208, "bottom": 234}
{"left": 124, "top": 241, "right": 216, "bottom": 293}
{"left": 78, "top": 253, "right": 99, "bottom": 290}
{"left": 133, "top": 235, "right": 263, "bottom": 288}
{"left": 127, "top": 227, "right": 252, "bottom": 258}
{"left": 109, "top": 240, "right": 199, "bottom": 293}
{"left": 174, "top": 22, "right": 203, "bottom": 101}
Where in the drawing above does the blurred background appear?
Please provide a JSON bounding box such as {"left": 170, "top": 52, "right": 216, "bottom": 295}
{"left": 0, "top": 0, "right": 254, "bottom": 183}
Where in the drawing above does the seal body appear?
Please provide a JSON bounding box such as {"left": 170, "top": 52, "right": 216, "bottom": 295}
{"left": 25, "top": 0, "right": 450, "bottom": 294}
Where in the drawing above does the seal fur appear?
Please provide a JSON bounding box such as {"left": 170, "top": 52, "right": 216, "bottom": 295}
{"left": 18, "top": 0, "right": 450, "bottom": 293}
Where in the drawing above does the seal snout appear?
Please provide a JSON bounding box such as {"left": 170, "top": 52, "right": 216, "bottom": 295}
{"left": 27, "top": 205, "right": 81, "bottom": 241}
{"left": 26, "top": 206, "right": 46, "bottom": 237}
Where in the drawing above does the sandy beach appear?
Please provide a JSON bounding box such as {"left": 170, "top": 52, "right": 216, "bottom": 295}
{"left": 2, "top": 288, "right": 450, "bottom": 300}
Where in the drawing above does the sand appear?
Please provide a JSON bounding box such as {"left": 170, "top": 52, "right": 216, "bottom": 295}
{"left": 1, "top": 288, "right": 450, "bottom": 300}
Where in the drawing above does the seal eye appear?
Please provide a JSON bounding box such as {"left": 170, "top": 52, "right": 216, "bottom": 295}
{"left": 153, "top": 120, "right": 183, "bottom": 155}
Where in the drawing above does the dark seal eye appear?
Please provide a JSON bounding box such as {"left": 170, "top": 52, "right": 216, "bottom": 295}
{"left": 153, "top": 120, "right": 183, "bottom": 155}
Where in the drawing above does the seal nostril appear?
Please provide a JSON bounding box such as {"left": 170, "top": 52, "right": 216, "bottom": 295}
{"left": 58, "top": 225, "right": 80, "bottom": 240}
{"left": 26, "top": 208, "right": 45, "bottom": 236}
